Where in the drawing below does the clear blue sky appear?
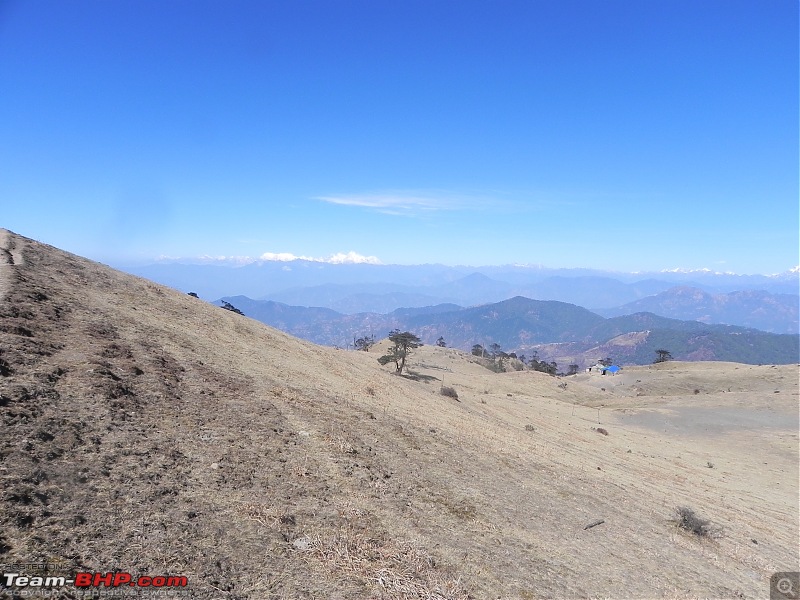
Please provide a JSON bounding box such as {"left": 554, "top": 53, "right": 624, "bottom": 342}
{"left": 1, "top": 0, "right": 797, "bottom": 273}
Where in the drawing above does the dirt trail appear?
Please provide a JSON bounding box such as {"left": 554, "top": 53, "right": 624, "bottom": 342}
{"left": 0, "top": 227, "right": 18, "bottom": 300}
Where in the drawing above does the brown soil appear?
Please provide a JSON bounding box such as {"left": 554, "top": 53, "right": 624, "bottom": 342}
{"left": 1, "top": 229, "right": 798, "bottom": 599}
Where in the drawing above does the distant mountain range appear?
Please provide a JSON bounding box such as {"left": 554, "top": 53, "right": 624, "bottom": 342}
{"left": 125, "top": 259, "right": 799, "bottom": 364}
{"left": 127, "top": 261, "right": 799, "bottom": 334}
{"left": 127, "top": 261, "right": 799, "bottom": 304}
{"left": 218, "top": 295, "right": 799, "bottom": 367}
{"left": 596, "top": 286, "right": 798, "bottom": 334}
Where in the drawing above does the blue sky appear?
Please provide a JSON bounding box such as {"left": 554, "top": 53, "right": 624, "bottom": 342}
{"left": 0, "top": 0, "right": 797, "bottom": 273}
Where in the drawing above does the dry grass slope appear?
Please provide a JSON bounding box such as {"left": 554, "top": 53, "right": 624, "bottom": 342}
{"left": 1, "top": 229, "right": 798, "bottom": 599}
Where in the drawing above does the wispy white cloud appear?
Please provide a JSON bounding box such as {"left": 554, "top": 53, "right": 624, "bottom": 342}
{"left": 314, "top": 189, "right": 572, "bottom": 216}
{"left": 314, "top": 191, "right": 474, "bottom": 215}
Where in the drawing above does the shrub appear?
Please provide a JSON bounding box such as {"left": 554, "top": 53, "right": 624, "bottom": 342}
{"left": 674, "top": 506, "right": 720, "bottom": 538}
{"left": 595, "top": 427, "right": 609, "bottom": 436}
{"left": 440, "top": 386, "right": 458, "bottom": 400}
{"left": 524, "top": 424, "right": 535, "bottom": 432}
{"left": 221, "top": 300, "right": 244, "bottom": 315}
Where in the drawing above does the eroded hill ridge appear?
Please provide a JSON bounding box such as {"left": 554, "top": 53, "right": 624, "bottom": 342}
{"left": 0, "top": 229, "right": 798, "bottom": 599}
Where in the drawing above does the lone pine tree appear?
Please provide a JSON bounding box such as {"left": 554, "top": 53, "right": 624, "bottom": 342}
{"left": 378, "top": 330, "right": 422, "bottom": 375}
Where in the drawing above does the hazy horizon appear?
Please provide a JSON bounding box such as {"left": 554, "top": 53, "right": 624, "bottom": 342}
{"left": 121, "top": 248, "right": 799, "bottom": 278}
{"left": 1, "top": 1, "right": 797, "bottom": 273}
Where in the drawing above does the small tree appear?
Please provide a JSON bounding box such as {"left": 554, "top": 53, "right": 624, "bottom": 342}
{"left": 436, "top": 336, "right": 447, "bottom": 348}
{"left": 488, "top": 343, "right": 502, "bottom": 359}
{"left": 529, "top": 355, "right": 558, "bottom": 376}
{"left": 654, "top": 349, "right": 673, "bottom": 363}
{"left": 471, "top": 344, "right": 485, "bottom": 357}
{"left": 598, "top": 357, "right": 613, "bottom": 367}
{"left": 378, "top": 330, "right": 422, "bottom": 375}
{"left": 354, "top": 334, "right": 375, "bottom": 352}
{"left": 567, "top": 364, "right": 580, "bottom": 376}
{"left": 496, "top": 351, "right": 509, "bottom": 371}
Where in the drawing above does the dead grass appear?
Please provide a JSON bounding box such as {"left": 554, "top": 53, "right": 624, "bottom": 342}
{"left": 674, "top": 506, "right": 722, "bottom": 539}
{"left": 306, "top": 530, "right": 472, "bottom": 600}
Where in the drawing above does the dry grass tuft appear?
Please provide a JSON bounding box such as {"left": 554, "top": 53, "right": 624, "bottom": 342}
{"left": 244, "top": 503, "right": 296, "bottom": 528}
{"left": 440, "top": 385, "right": 459, "bottom": 400}
{"left": 674, "top": 506, "right": 721, "bottom": 539}
{"left": 306, "top": 531, "right": 472, "bottom": 600}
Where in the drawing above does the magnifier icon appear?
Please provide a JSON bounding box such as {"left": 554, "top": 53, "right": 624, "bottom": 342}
{"left": 778, "top": 577, "right": 797, "bottom": 598}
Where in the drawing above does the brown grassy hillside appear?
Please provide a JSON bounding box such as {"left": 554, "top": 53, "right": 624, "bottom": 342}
{"left": 1, "top": 229, "right": 798, "bottom": 599}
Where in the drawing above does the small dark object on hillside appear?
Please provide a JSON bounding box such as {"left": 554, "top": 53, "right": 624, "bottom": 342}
{"left": 187, "top": 292, "right": 199, "bottom": 298}
{"left": 675, "top": 506, "right": 720, "bottom": 538}
{"left": 524, "top": 424, "right": 535, "bottom": 432}
{"left": 440, "top": 386, "right": 459, "bottom": 400}
{"left": 584, "top": 519, "right": 605, "bottom": 530}
{"left": 221, "top": 300, "right": 245, "bottom": 316}
{"left": 694, "top": 389, "right": 700, "bottom": 395}
{"left": 595, "top": 427, "right": 609, "bottom": 436}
